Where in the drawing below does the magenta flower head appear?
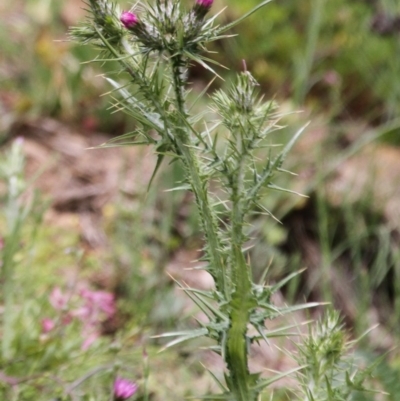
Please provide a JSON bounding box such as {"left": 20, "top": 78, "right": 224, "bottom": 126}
{"left": 193, "top": 0, "right": 213, "bottom": 19}
{"left": 197, "top": 0, "right": 213, "bottom": 6}
{"left": 120, "top": 11, "right": 138, "bottom": 30}
{"left": 113, "top": 378, "right": 138, "bottom": 400}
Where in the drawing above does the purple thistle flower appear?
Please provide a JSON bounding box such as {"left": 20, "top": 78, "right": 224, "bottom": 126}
{"left": 114, "top": 378, "right": 138, "bottom": 400}
{"left": 120, "top": 11, "right": 138, "bottom": 30}
{"left": 193, "top": 0, "right": 213, "bottom": 19}
{"left": 196, "top": 0, "right": 213, "bottom": 6}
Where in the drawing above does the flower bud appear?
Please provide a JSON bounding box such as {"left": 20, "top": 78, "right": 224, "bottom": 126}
{"left": 193, "top": 0, "right": 213, "bottom": 19}
{"left": 120, "top": 11, "right": 138, "bottom": 30}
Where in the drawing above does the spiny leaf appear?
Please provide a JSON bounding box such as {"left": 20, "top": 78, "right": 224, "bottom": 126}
{"left": 189, "top": 76, "right": 217, "bottom": 113}
{"left": 267, "top": 183, "right": 308, "bottom": 197}
{"left": 168, "top": 274, "right": 227, "bottom": 321}
{"left": 152, "top": 329, "right": 208, "bottom": 339}
{"left": 164, "top": 184, "right": 192, "bottom": 192}
{"left": 271, "top": 268, "right": 307, "bottom": 293}
{"left": 251, "top": 321, "right": 313, "bottom": 342}
{"left": 200, "top": 363, "right": 229, "bottom": 393}
{"left": 156, "top": 329, "right": 209, "bottom": 352}
{"left": 271, "top": 122, "right": 309, "bottom": 170}
{"left": 184, "top": 51, "right": 224, "bottom": 80}
{"left": 252, "top": 365, "right": 307, "bottom": 392}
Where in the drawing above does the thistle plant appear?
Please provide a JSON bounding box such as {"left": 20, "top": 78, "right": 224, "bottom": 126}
{"left": 71, "top": 1, "right": 375, "bottom": 400}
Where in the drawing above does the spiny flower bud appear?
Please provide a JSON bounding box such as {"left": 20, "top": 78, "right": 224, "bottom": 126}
{"left": 120, "top": 11, "right": 138, "bottom": 30}
{"left": 193, "top": 0, "right": 213, "bottom": 19}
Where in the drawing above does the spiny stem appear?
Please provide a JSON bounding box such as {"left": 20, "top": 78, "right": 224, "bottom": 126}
{"left": 226, "top": 248, "right": 255, "bottom": 401}
{"left": 169, "top": 55, "right": 227, "bottom": 297}
{"left": 225, "top": 131, "right": 256, "bottom": 401}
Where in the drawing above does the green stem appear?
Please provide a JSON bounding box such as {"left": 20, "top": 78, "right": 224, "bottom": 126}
{"left": 169, "top": 54, "right": 258, "bottom": 400}
{"left": 225, "top": 136, "right": 256, "bottom": 401}
{"left": 169, "top": 55, "right": 227, "bottom": 297}
{"left": 225, "top": 249, "right": 255, "bottom": 400}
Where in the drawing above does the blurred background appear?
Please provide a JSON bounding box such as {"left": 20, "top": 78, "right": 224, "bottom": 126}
{"left": 1, "top": 0, "right": 400, "bottom": 399}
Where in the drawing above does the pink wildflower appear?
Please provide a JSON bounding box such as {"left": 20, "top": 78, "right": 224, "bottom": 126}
{"left": 48, "top": 286, "right": 116, "bottom": 350}
{"left": 120, "top": 11, "right": 138, "bottom": 30}
{"left": 74, "top": 288, "right": 116, "bottom": 350}
{"left": 114, "top": 378, "right": 138, "bottom": 400}
{"left": 41, "top": 318, "right": 55, "bottom": 333}
{"left": 79, "top": 289, "right": 116, "bottom": 319}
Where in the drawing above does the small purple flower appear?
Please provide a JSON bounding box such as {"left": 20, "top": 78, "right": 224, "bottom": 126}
{"left": 120, "top": 11, "right": 138, "bottom": 30}
{"left": 114, "top": 378, "right": 138, "bottom": 400}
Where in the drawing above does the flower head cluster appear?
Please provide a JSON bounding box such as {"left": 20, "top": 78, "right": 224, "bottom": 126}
{"left": 117, "top": 0, "right": 215, "bottom": 54}
{"left": 114, "top": 378, "right": 138, "bottom": 400}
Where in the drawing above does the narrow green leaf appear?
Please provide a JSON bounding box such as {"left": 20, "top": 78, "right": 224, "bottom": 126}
{"left": 152, "top": 328, "right": 208, "bottom": 339}
{"left": 158, "top": 330, "right": 209, "bottom": 351}
{"left": 267, "top": 183, "right": 308, "bottom": 197}
{"left": 164, "top": 184, "right": 192, "bottom": 192}
{"left": 184, "top": 51, "right": 224, "bottom": 80}
{"left": 189, "top": 76, "right": 217, "bottom": 112}
{"left": 200, "top": 363, "right": 229, "bottom": 392}
{"left": 272, "top": 122, "right": 309, "bottom": 170}
{"left": 271, "top": 269, "right": 307, "bottom": 293}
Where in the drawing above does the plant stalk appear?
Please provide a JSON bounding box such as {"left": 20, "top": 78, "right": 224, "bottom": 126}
{"left": 224, "top": 133, "right": 256, "bottom": 401}
{"left": 169, "top": 55, "right": 227, "bottom": 297}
